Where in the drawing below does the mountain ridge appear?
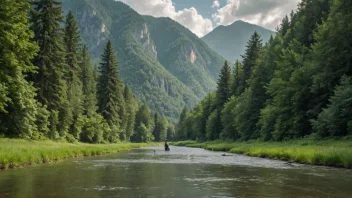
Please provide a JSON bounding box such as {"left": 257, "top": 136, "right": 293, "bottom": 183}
{"left": 60, "top": 0, "right": 226, "bottom": 122}
{"left": 202, "top": 20, "right": 276, "bottom": 63}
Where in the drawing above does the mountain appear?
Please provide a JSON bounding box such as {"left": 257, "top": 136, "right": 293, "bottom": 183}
{"left": 60, "top": 0, "right": 225, "bottom": 122}
{"left": 202, "top": 20, "right": 276, "bottom": 63}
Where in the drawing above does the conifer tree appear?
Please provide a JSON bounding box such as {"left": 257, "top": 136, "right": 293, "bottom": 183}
{"left": 240, "top": 32, "right": 263, "bottom": 94}
{"left": 64, "top": 10, "right": 83, "bottom": 139}
{"left": 0, "top": 0, "right": 41, "bottom": 138}
{"left": 176, "top": 107, "right": 189, "bottom": 140}
{"left": 216, "top": 61, "right": 231, "bottom": 108}
{"left": 80, "top": 45, "right": 97, "bottom": 118}
{"left": 30, "top": 0, "right": 70, "bottom": 138}
{"left": 97, "top": 40, "right": 123, "bottom": 142}
{"left": 311, "top": 0, "right": 352, "bottom": 118}
{"left": 231, "top": 60, "right": 244, "bottom": 96}
{"left": 132, "top": 104, "right": 154, "bottom": 142}
{"left": 123, "top": 86, "right": 138, "bottom": 141}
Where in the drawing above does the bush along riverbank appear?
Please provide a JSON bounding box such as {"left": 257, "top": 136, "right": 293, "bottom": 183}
{"left": 172, "top": 140, "right": 352, "bottom": 168}
{"left": 0, "top": 139, "right": 159, "bottom": 170}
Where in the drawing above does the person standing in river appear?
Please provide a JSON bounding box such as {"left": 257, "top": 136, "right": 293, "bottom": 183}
{"left": 164, "top": 140, "right": 170, "bottom": 151}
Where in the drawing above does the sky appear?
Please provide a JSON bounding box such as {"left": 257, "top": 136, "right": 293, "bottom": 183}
{"left": 117, "top": 0, "right": 300, "bottom": 37}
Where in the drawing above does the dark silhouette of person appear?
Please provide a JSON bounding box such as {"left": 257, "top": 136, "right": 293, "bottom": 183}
{"left": 164, "top": 140, "right": 170, "bottom": 151}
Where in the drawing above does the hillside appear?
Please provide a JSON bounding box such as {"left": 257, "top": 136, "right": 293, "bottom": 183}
{"left": 60, "top": 0, "right": 226, "bottom": 122}
{"left": 202, "top": 20, "right": 276, "bottom": 63}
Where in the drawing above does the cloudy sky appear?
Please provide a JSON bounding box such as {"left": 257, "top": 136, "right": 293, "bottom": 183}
{"left": 118, "top": 0, "right": 300, "bottom": 37}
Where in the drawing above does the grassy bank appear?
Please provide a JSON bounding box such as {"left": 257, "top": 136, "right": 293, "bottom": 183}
{"left": 0, "top": 138, "right": 159, "bottom": 170}
{"left": 172, "top": 140, "right": 352, "bottom": 168}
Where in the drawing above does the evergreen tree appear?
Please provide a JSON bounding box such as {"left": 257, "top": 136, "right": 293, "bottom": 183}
{"left": 64, "top": 10, "right": 83, "bottom": 139}
{"left": 231, "top": 60, "right": 244, "bottom": 96}
{"left": 132, "top": 104, "right": 154, "bottom": 142}
{"left": 30, "top": 0, "right": 69, "bottom": 138}
{"left": 97, "top": 40, "right": 124, "bottom": 142}
{"left": 239, "top": 32, "right": 263, "bottom": 94}
{"left": 80, "top": 45, "right": 97, "bottom": 118}
{"left": 123, "top": 85, "right": 138, "bottom": 141}
{"left": 176, "top": 107, "right": 189, "bottom": 140}
{"left": 216, "top": 61, "right": 232, "bottom": 108}
{"left": 311, "top": 0, "right": 352, "bottom": 118}
{"left": 312, "top": 76, "right": 352, "bottom": 137}
{"left": 220, "top": 96, "right": 239, "bottom": 140}
{"left": 278, "top": 15, "right": 290, "bottom": 36}
{"left": 0, "top": 0, "right": 41, "bottom": 138}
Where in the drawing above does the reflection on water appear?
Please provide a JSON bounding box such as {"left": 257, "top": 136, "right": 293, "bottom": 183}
{"left": 0, "top": 146, "right": 351, "bottom": 198}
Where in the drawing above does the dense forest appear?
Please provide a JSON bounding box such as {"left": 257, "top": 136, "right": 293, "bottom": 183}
{"left": 176, "top": 0, "right": 352, "bottom": 141}
{"left": 0, "top": 0, "right": 175, "bottom": 143}
{"left": 60, "top": 0, "right": 226, "bottom": 123}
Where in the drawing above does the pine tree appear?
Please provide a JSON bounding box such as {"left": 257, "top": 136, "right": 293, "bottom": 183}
{"left": 278, "top": 15, "right": 290, "bottom": 36}
{"left": 97, "top": 40, "right": 124, "bottom": 142}
{"left": 123, "top": 86, "right": 138, "bottom": 141}
{"left": 240, "top": 32, "right": 263, "bottom": 94}
{"left": 30, "top": 0, "right": 69, "bottom": 138}
{"left": 231, "top": 60, "right": 243, "bottom": 96}
{"left": 176, "top": 107, "right": 189, "bottom": 140}
{"left": 216, "top": 61, "right": 231, "bottom": 108}
{"left": 80, "top": 45, "right": 97, "bottom": 118}
{"left": 64, "top": 10, "right": 83, "bottom": 139}
{"left": 0, "top": 0, "right": 41, "bottom": 138}
{"left": 311, "top": 0, "right": 352, "bottom": 119}
{"left": 312, "top": 76, "right": 352, "bottom": 137}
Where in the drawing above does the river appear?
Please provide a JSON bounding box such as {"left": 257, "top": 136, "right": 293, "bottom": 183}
{"left": 0, "top": 146, "right": 351, "bottom": 198}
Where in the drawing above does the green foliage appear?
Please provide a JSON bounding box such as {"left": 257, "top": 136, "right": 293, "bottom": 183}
{"left": 176, "top": 107, "right": 189, "bottom": 140}
{"left": 0, "top": 138, "right": 159, "bottom": 169}
{"left": 240, "top": 32, "right": 263, "bottom": 92}
{"left": 97, "top": 40, "right": 124, "bottom": 140}
{"left": 80, "top": 114, "right": 110, "bottom": 143}
{"left": 313, "top": 76, "right": 352, "bottom": 137}
{"left": 177, "top": 0, "right": 351, "bottom": 143}
{"left": 145, "top": 16, "right": 224, "bottom": 97}
{"left": 31, "top": 0, "right": 70, "bottom": 137}
{"left": 64, "top": 10, "right": 84, "bottom": 138}
{"left": 0, "top": 0, "right": 40, "bottom": 138}
{"left": 206, "top": 109, "right": 221, "bottom": 140}
{"left": 220, "top": 96, "right": 238, "bottom": 140}
{"left": 216, "top": 61, "right": 232, "bottom": 108}
{"left": 61, "top": 0, "right": 217, "bottom": 122}
{"left": 231, "top": 60, "right": 244, "bottom": 96}
{"left": 132, "top": 104, "right": 155, "bottom": 142}
{"left": 80, "top": 45, "right": 98, "bottom": 118}
{"left": 311, "top": 0, "right": 352, "bottom": 117}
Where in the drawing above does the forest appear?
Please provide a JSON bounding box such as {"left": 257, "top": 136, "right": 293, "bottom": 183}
{"left": 0, "top": 0, "right": 175, "bottom": 143}
{"left": 176, "top": 0, "right": 352, "bottom": 142}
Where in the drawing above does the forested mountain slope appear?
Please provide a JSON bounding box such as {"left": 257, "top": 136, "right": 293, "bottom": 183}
{"left": 60, "top": 0, "right": 226, "bottom": 122}
{"left": 202, "top": 20, "right": 276, "bottom": 63}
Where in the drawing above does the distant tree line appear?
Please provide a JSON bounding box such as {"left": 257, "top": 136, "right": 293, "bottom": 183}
{"left": 176, "top": 0, "right": 352, "bottom": 141}
{"left": 0, "top": 0, "right": 175, "bottom": 143}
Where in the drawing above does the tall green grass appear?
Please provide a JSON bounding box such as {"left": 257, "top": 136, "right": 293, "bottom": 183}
{"left": 0, "top": 139, "right": 159, "bottom": 169}
{"left": 172, "top": 140, "right": 352, "bottom": 168}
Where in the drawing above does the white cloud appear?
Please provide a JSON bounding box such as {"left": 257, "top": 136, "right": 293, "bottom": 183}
{"left": 212, "top": 0, "right": 300, "bottom": 31}
{"left": 212, "top": 0, "right": 220, "bottom": 8}
{"left": 118, "top": 0, "right": 214, "bottom": 37}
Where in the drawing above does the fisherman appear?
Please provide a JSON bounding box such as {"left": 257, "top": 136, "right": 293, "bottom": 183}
{"left": 164, "top": 140, "right": 170, "bottom": 151}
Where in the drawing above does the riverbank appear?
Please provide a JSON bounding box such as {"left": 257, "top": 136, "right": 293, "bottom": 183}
{"left": 0, "top": 138, "right": 159, "bottom": 170}
{"left": 172, "top": 140, "right": 352, "bottom": 168}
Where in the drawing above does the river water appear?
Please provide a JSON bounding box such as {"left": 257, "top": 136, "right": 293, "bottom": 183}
{"left": 0, "top": 146, "right": 351, "bottom": 198}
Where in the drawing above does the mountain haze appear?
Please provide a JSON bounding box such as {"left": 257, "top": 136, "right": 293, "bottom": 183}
{"left": 202, "top": 20, "right": 276, "bottom": 63}
{"left": 60, "top": 0, "right": 225, "bottom": 122}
